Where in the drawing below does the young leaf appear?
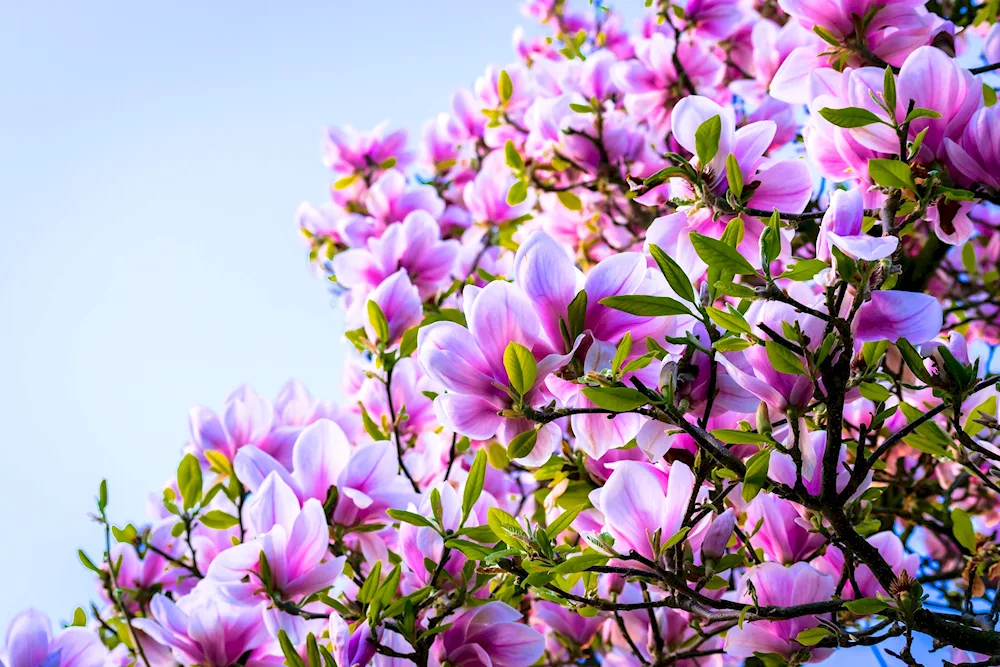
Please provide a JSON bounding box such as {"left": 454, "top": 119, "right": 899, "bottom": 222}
{"left": 507, "top": 180, "right": 528, "bottom": 205}
{"left": 694, "top": 114, "right": 722, "bottom": 165}
{"left": 726, "top": 153, "right": 743, "bottom": 200}
{"left": 818, "top": 106, "right": 884, "bottom": 128}
{"left": 904, "top": 107, "right": 942, "bottom": 123}
{"left": 845, "top": 597, "right": 888, "bottom": 615}
{"left": 612, "top": 332, "right": 633, "bottom": 375}
{"left": 649, "top": 244, "right": 695, "bottom": 303}
{"left": 868, "top": 158, "right": 914, "bottom": 191}
{"left": 581, "top": 386, "right": 649, "bottom": 412}
{"left": 705, "top": 306, "right": 751, "bottom": 334}
{"left": 557, "top": 191, "right": 582, "bottom": 211}
{"left": 765, "top": 341, "right": 807, "bottom": 375}
{"left": 177, "top": 453, "right": 203, "bottom": 511}
{"left": 367, "top": 300, "right": 390, "bottom": 343}
{"left": 507, "top": 428, "right": 538, "bottom": 460}
{"left": 199, "top": 510, "right": 240, "bottom": 530}
{"left": 503, "top": 342, "right": 537, "bottom": 396}
{"left": 690, "top": 233, "right": 757, "bottom": 276}
{"left": 777, "top": 259, "right": 828, "bottom": 281}
{"left": 463, "top": 448, "right": 487, "bottom": 520}
{"left": 952, "top": 508, "right": 976, "bottom": 551}
{"left": 599, "top": 295, "right": 691, "bottom": 317}
{"left": 883, "top": 67, "right": 896, "bottom": 116}
{"left": 498, "top": 69, "right": 513, "bottom": 105}
{"left": 795, "top": 627, "right": 832, "bottom": 646}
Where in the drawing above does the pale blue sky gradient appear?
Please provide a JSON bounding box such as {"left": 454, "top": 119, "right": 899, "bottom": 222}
{"left": 0, "top": 3, "right": 952, "bottom": 664}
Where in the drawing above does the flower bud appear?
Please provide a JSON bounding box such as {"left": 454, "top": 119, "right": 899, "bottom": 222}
{"left": 701, "top": 508, "right": 735, "bottom": 561}
{"left": 755, "top": 402, "right": 772, "bottom": 436}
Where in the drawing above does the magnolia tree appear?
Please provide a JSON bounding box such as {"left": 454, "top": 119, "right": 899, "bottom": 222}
{"left": 8, "top": 1, "right": 1000, "bottom": 666}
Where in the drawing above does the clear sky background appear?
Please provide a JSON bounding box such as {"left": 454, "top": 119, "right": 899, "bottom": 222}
{"left": 0, "top": 2, "right": 955, "bottom": 664}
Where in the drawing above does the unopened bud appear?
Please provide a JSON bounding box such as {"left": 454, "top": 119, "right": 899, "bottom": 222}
{"left": 756, "top": 402, "right": 772, "bottom": 435}
{"left": 698, "top": 281, "right": 711, "bottom": 308}
{"left": 701, "top": 508, "right": 736, "bottom": 561}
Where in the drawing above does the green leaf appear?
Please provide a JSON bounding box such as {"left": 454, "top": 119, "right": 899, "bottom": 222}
{"left": 795, "top": 627, "right": 832, "bottom": 647}
{"left": 777, "top": 259, "right": 828, "bottom": 281}
{"left": 765, "top": 341, "right": 807, "bottom": 375}
{"left": 507, "top": 428, "right": 538, "bottom": 460}
{"left": 507, "top": 180, "right": 528, "bottom": 205}
{"left": 742, "top": 447, "right": 771, "bottom": 502}
{"left": 649, "top": 244, "right": 695, "bottom": 302}
{"left": 98, "top": 479, "right": 108, "bottom": 512}
{"left": 358, "top": 560, "right": 383, "bottom": 604}
{"left": 567, "top": 290, "right": 588, "bottom": 339}
{"left": 444, "top": 538, "right": 493, "bottom": 560}
{"left": 504, "top": 140, "right": 524, "bottom": 171}
{"left": 78, "top": 549, "right": 100, "bottom": 573}
{"left": 868, "top": 158, "right": 914, "bottom": 191}
{"left": 387, "top": 509, "right": 436, "bottom": 528}
{"left": 898, "top": 403, "right": 951, "bottom": 457}
{"left": 818, "top": 106, "right": 884, "bottom": 128}
{"left": 581, "top": 386, "right": 649, "bottom": 412}
{"left": 463, "top": 448, "right": 487, "bottom": 520}
{"left": 726, "top": 154, "right": 743, "bottom": 200}
{"left": 177, "top": 453, "right": 203, "bottom": 511}
{"left": 488, "top": 507, "right": 529, "bottom": 548}
{"left": 503, "top": 342, "right": 537, "bottom": 396}
{"left": 662, "top": 526, "right": 691, "bottom": 549}
{"left": 690, "top": 232, "right": 757, "bottom": 276}
{"left": 711, "top": 429, "right": 771, "bottom": 445}
{"left": 72, "top": 607, "right": 87, "bottom": 627}
{"left": 896, "top": 338, "right": 933, "bottom": 385}
{"left": 278, "top": 630, "right": 306, "bottom": 667}
{"left": 694, "top": 114, "right": 722, "bottom": 165}
{"left": 557, "top": 191, "right": 582, "bottom": 211}
{"left": 705, "top": 306, "right": 751, "bottom": 334}
{"left": 859, "top": 382, "right": 892, "bottom": 402}
{"left": 599, "top": 295, "right": 691, "bottom": 317}
{"left": 984, "top": 83, "right": 997, "bottom": 108}
{"left": 642, "top": 166, "right": 688, "bottom": 188}
{"left": 367, "top": 300, "right": 389, "bottom": 343}
{"left": 904, "top": 107, "right": 942, "bottom": 123}
{"left": 547, "top": 504, "right": 587, "bottom": 536}
{"left": 908, "top": 127, "right": 928, "bottom": 158}
{"left": 952, "top": 508, "right": 976, "bottom": 551}
{"left": 845, "top": 597, "right": 888, "bottom": 615}
{"left": 612, "top": 332, "right": 632, "bottom": 375}
{"left": 883, "top": 67, "right": 896, "bottom": 115}
{"left": 498, "top": 69, "right": 513, "bottom": 104}
{"left": 713, "top": 337, "right": 752, "bottom": 352}
{"left": 714, "top": 281, "right": 757, "bottom": 299}
{"left": 200, "top": 510, "right": 240, "bottom": 530}
{"left": 552, "top": 553, "right": 609, "bottom": 574}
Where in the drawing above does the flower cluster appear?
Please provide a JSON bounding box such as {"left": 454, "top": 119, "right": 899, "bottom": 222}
{"left": 6, "top": 1, "right": 1000, "bottom": 666}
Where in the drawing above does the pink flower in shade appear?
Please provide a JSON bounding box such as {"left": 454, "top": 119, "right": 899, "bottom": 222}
{"left": 770, "top": 430, "right": 873, "bottom": 497}
{"left": 463, "top": 151, "right": 536, "bottom": 224}
{"left": 724, "top": 562, "right": 836, "bottom": 661}
{"left": 532, "top": 584, "right": 607, "bottom": 648}
{"left": 945, "top": 106, "right": 1000, "bottom": 191}
{"left": 134, "top": 593, "right": 269, "bottom": 667}
{"left": 332, "top": 211, "right": 459, "bottom": 299}
{"left": 417, "top": 280, "right": 578, "bottom": 442}
{"left": 817, "top": 188, "right": 898, "bottom": 261}
{"left": 2, "top": 609, "right": 108, "bottom": 667}
{"left": 188, "top": 385, "right": 275, "bottom": 462}
{"left": 322, "top": 122, "right": 412, "bottom": 175}
{"left": 438, "top": 602, "right": 545, "bottom": 667}
{"left": 745, "top": 494, "right": 826, "bottom": 564}
{"left": 206, "top": 473, "right": 346, "bottom": 606}
{"left": 328, "top": 615, "right": 380, "bottom": 667}
{"left": 854, "top": 290, "right": 944, "bottom": 344}
{"left": 364, "top": 269, "right": 423, "bottom": 348}
{"left": 591, "top": 461, "right": 698, "bottom": 562}
{"left": 986, "top": 23, "right": 1000, "bottom": 63}
{"left": 365, "top": 169, "right": 445, "bottom": 225}
{"left": 815, "top": 531, "right": 919, "bottom": 598}
{"left": 611, "top": 34, "right": 726, "bottom": 135}
{"left": 670, "top": 95, "right": 814, "bottom": 214}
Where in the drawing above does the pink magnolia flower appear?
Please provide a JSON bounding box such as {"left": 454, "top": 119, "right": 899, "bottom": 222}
{"left": 2, "top": 610, "right": 107, "bottom": 667}
{"left": 817, "top": 188, "right": 898, "bottom": 261}
{"left": 612, "top": 34, "right": 725, "bottom": 135}
{"left": 815, "top": 531, "right": 919, "bottom": 598}
{"left": 188, "top": 384, "right": 275, "bottom": 462}
{"left": 854, "top": 290, "right": 943, "bottom": 344}
{"left": 438, "top": 602, "right": 545, "bottom": 667}
{"left": 701, "top": 508, "right": 736, "bottom": 560}
{"left": 745, "top": 494, "right": 826, "bottom": 564}
{"left": 417, "top": 279, "right": 577, "bottom": 441}
{"left": 364, "top": 269, "right": 423, "bottom": 347}
{"left": 945, "top": 105, "right": 1000, "bottom": 191}
{"left": 332, "top": 211, "right": 459, "bottom": 299}
{"left": 724, "top": 562, "right": 836, "bottom": 661}
{"left": 206, "top": 473, "right": 346, "bottom": 605}
{"left": 591, "top": 460, "right": 698, "bottom": 562}
{"left": 365, "top": 169, "right": 445, "bottom": 226}
{"left": 322, "top": 123, "right": 412, "bottom": 175}
{"left": 463, "top": 151, "right": 536, "bottom": 224}
{"left": 234, "top": 420, "right": 416, "bottom": 527}
{"left": 532, "top": 583, "right": 607, "bottom": 647}
{"left": 328, "top": 615, "right": 380, "bottom": 667}
{"left": 671, "top": 95, "right": 814, "bottom": 214}
{"left": 134, "top": 593, "right": 269, "bottom": 666}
